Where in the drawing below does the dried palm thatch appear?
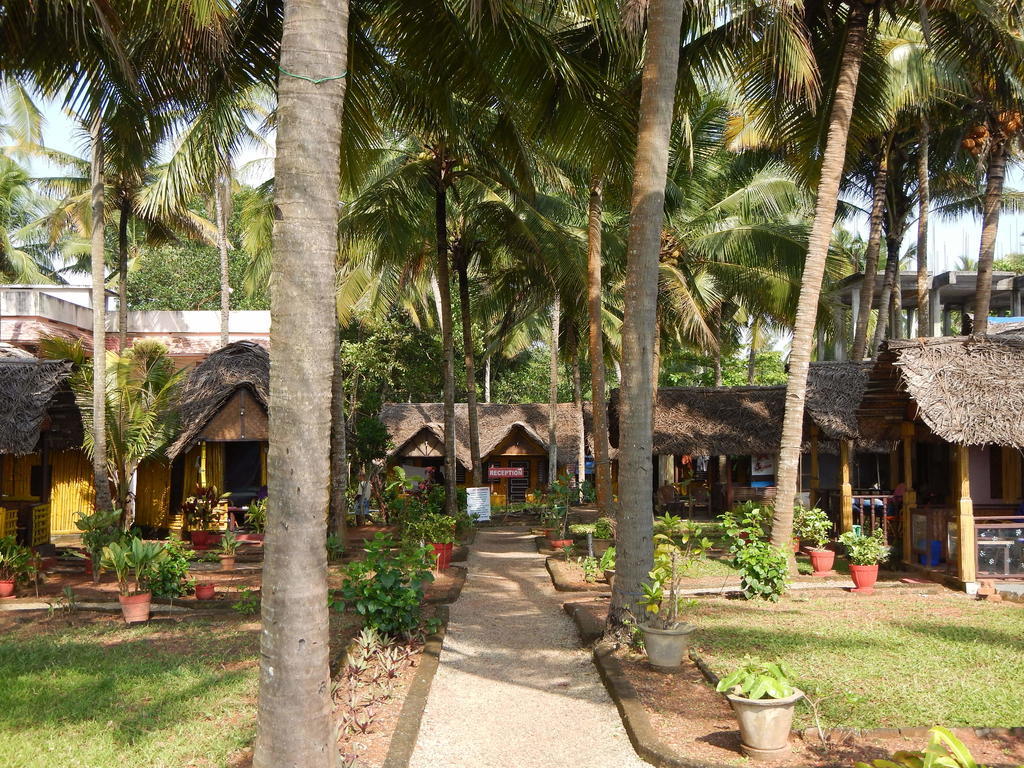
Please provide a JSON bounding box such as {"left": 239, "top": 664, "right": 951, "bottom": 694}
{"left": 0, "top": 358, "right": 73, "bottom": 455}
{"left": 380, "top": 402, "right": 590, "bottom": 466}
{"left": 166, "top": 341, "right": 269, "bottom": 460}
{"left": 887, "top": 336, "right": 1024, "bottom": 447}
{"left": 608, "top": 361, "right": 873, "bottom": 456}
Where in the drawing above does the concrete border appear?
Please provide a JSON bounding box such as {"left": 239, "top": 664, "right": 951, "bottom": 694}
{"left": 381, "top": 604, "right": 450, "bottom": 768}
{"left": 546, "top": 557, "right": 610, "bottom": 593}
{"left": 563, "top": 599, "right": 607, "bottom": 645}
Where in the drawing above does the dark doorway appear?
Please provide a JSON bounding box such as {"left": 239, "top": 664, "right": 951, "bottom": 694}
{"left": 508, "top": 460, "right": 530, "bottom": 503}
{"left": 224, "top": 441, "right": 262, "bottom": 503}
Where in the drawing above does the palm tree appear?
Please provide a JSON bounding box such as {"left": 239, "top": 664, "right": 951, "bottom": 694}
{"left": 251, "top": 1, "right": 349, "bottom": 766}
{"left": 609, "top": 0, "right": 687, "bottom": 627}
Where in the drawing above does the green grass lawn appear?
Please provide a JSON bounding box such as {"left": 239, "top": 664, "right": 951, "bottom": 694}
{"left": 0, "top": 615, "right": 260, "bottom": 768}
{"left": 691, "top": 590, "right": 1024, "bottom": 730}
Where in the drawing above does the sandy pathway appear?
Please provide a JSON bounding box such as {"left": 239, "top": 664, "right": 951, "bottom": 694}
{"left": 409, "top": 528, "right": 648, "bottom": 768}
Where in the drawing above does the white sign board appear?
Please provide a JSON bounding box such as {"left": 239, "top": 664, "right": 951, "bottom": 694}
{"left": 466, "top": 486, "right": 491, "bottom": 522}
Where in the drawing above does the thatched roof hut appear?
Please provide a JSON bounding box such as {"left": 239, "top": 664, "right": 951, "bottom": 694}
{"left": 609, "top": 361, "right": 874, "bottom": 456}
{"left": 864, "top": 336, "right": 1024, "bottom": 448}
{"left": 380, "top": 402, "right": 590, "bottom": 466}
{"left": 166, "top": 341, "right": 269, "bottom": 460}
{"left": 0, "top": 358, "right": 73, "bottom": 455}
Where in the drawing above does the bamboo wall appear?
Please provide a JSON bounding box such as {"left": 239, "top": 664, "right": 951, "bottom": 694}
{"left": 136, "top": 459, "right": 171, "bottom": 528}
{"left": 50, "top": 450, "right": 95, "bottom": 535}
{"left": 0, "top": 454, "right": 40, "bottom": 499}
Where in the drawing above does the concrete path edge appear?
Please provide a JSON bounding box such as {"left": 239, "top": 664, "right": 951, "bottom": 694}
{"left": 381, "top": 605, "right": 450, "bottom": 768}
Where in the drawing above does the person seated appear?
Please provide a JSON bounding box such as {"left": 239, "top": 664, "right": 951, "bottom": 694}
{"left": 888, "top": 482, "right": 906, "bottom": 517}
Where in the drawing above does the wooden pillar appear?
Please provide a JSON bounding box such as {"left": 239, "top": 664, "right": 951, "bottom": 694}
{"left": 901, "top": 422, "right": 916, "bottom": 565}
{"left": 200, "top": 441, "right": 208, "bottom": 488}
{"left": 724, "top": 457, "right": 734, "bottom": 510}
{"left": 1001, "top": 448, "right": 1021, "bottom": 501}
{"left": 954, "top": 443, "right": 976, "bottom": 584}
{"left": 810, "top": 426, "right": 821, "bottom": 508}
{"left": 840, "top": 440, "right": 853, "bottom": 532}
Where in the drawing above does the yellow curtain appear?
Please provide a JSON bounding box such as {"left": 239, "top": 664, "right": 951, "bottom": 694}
{"left": 183, "top": 445, "right": 202, "bottom": 494}
{"left": 135, "top": 459, "right": 171, "bottom": 527}
{"left": 205, "top": 442, "right": 225, "bottom": 495}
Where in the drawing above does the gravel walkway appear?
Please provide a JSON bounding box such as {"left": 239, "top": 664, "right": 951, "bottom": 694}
{"left": 409, "top": 528, "right": 648, "bottom": 768}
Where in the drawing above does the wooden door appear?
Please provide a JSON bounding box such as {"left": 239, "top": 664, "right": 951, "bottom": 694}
{"left": 509, "top": 460, "right": 530, "bottom": 503}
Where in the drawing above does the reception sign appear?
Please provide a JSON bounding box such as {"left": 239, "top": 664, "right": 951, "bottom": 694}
{"left": 488, "top": 466, "right": 526, "bottom": 480}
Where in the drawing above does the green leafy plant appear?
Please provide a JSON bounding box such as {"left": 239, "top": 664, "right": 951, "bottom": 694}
{"left": 148, "top": 537, "right": 195, "bottom": 598}
{"left": 569, "top": 522, "right": 596, "bottom": 536}
{"left": 232, "top": 587, "right": 260, "bottom": 615}
{"left": 339, "top": 533, "right": 434, "bottom": 635}
{"left": 856, "top": 727, "right": 990, "bottom": 768}
{"left": 326, "top": 533, "right": 346, "bottom": 561}
{"left": 716, "top": 660, "right": 797, "bottom": 700}
{"left": 559, "top": 543, "right": 575, "bottom": 560}
{"left": 182, "top": 485, "right": 219, "bottom": 531}
{"left": 74, "top": 508, "right": 123, "bottom": 576}
{"left": 719, "top": 501, "right": 772, "bottom": 543}
{"left": 793, "top": 506, "right": 833, "bottom": 550}
{"left": 598, "top": 545, "right": 616, "bottom": 572}
{"left": 638, "top": 522, "right": 710, "bottom": 629}
{"left": 218, "top": 531, "right": 239, "bottom": 555}
{"left": 839, "top": 529, "right": 890, "bottom": 566}
{"left": 577, "top": 555, "right": 600, "bottom": 583}
{"left": 100, "top": 538, "right": 169, "bottom": 596}
{"left": 730, "top": 539, "right": 790, "bottom": 601}
{"left": 406, "top": 512, "right": 456, "bottom": 545}
{"left": 247, "top": 497, "right": 267, "bottom": 533}
{"left": 0, "top": 536, "right": 32, "bottom": 582}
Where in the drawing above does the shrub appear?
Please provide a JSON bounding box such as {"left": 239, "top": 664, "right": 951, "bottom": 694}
{"left": 406, "top": 512, "right": 456, "bottom": 545}
{"left": 839, "top": 529, "right": 890, "bottom": 566}
{"left": 730, "top": 539, "right": 789, "bottom": 602}
{"left": 793, "top": 506, "right": 833, "bottom": 550}
{"left": 247, "top": 497, "right": 267, "bottom": 533}
{"left": 716, "top": 660, "right": 797, "bottom": 700}
{"left": 326, "top": 533, "right": 345, "bottom": 561}
{"left": 0, "top": 537, "right": 33, "bottom": 582}
{"left": 74, "top": 508, "right": 122, "bottom": 574}
{"left": 100, "top": 538, "right": 168, "bottom": 596}
{"left": 856, "top": 727, "right": 988, "bottom": 768}
{"left": 638, "top": 524, "right": 709, "bottom": 628}
{"left": 719, "top": 501, "right": 772, "bottom": 543}
{"left": 232, "top": 587, "right": 260, "bottom": 615}
{"left": 148, "top": 537, "right": 194, "bottom": 598}
{"left": 598, "top": 545, "right": 616, "bottom": 572}
{"left": 339, "top": 533, "right": 434, "bottom": 635}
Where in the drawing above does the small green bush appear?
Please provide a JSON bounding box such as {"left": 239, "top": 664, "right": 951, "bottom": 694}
{"left": 839, "top": 528, "right": 890, "bottom": 566}
{"left": 793, "top": 506, "right": 833, "bottom": 550}
{"left": 339, "top": 533, "right": 434, "bottom": 636}
{"left": 148, "top": 538, "right": 194, "bottom": 598}
{"left": 731, "top": 539, "right": 789, "bottom": 602}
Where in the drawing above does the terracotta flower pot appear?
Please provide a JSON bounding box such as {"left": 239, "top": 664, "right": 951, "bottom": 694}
{"left": 236, "top": 533, "right": 264, "bottom": 544}
{"left": 219, "top": 554, "right": 236, "bottom": 571}
{"left": 640, "top": 623, "right": 696, "bottom": 669}
{"left": 849, "top": 564, "right": 879, "bottom": 595}
{"left": 430, "top": 542, "right": 453, "bottom": 571}
{"left": 0, "top": 579, "right": 15, "bottom": 599}
{"left": 194, "top": 583, "right": 216, "bottom": 600}
{"left": 727, "top": 689, "right": 804, "bottom": 760}
{"left": 808, "top": 548, "right": 836, "bottom": 576}
{"left": 548, "top": 538, "right": 573, "bottom": 550}
{"left": 792, "top": 537, "right": 800, "bottom": 554}
{"left": 191, "top": 531, "right": 223, "bottom": 551}
{"left": 119, "top": 592, "right": 152, "bottom": 624}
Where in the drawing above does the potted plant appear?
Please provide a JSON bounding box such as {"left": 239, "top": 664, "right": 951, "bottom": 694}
{"left": 599, "top": 545, "right": 616, "bottom": 587}
{"left": 716, "top": 660, "right": 803, "bottom": 759}
{"left": 182, "top": 486, "right": 221, "bottom": 550}
{"left": 194, "top": 582, "right": 216, "bottom": 600}
{"left": 0, "top": 536, "right": 32, "bottom": 598}
{"left": 239, "top": 497, "right": 266, "bottom": 543}
{"left": 100, "top": 538, "right": 168, "bottom": 623}
{"left": 794, "top": 506, "right": 835, "bottom": 576}
{"left": 414, "top": 513, "right": 456, "bottom": 571}
{"left": 73, "top": 508, "right": 122, "bottom": 583}
{"left": 218, "top": 531, "right": 239, "bottom": 571}
{"left": 569, "top": 517, "right": 615, "bottom": 557}
{"left": 838, "top": 529, "right": 889, "bottom": 595}
{"left": 637, "top": 522, "right": 710, "bottom": 668}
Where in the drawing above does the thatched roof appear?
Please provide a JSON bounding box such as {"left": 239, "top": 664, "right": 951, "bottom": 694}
{"left": 882, "top": 336, "right": 1024, "bottom": 448}
{"left": 0, "top": 358, "right": 73, "bottom": 455}
{"left": 609, "top": 361, "right": 873, "bottom": 456}
{"left": 380, "top": 402, "right": 590, "bottom": 466}
{"left": 166, "top": 341, "right": 269, "bottom": 459}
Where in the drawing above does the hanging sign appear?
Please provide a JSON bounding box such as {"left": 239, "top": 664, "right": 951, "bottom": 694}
{"left": 488, "top": 466, "right": 526, "bottom": 480}
{"left": 466, "top": 486, "right": 491, "bottom": 521}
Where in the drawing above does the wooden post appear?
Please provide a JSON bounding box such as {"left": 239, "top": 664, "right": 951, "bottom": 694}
{"left": 840, "top": 440, "right": 853, "bottom": 532}
{"left": 901, "top": 422, "right": 916, "bottom": 565}
{"left": 810, "top": 425, "right": 820, "bottom": 507}
{"left": 200, "top": 441, "right": 208, "bottom": 488}
{"left": 954, "top": 443, "right": 976, "bottom": 584}
{"left": 1002, "top": 448, "right": 1021, "bottom": 502}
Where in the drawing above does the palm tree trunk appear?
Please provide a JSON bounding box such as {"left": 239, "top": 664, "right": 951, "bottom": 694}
{"left": 915, "top": 118, "right": 930, "bottom": 336}
{"left": 891, "top": 261, "right": 903, "bottom": 339}
{"left": 769, "top": 0, "right": 870, "bottom": 562}
{"left": 712, "top": 309, "right": 723, "bottom": 386}
{"left": 457, "top": 259, "right": 482, "bottom": 486}
{"left": 330, "top": 323, "right": 348, "bottom": 545}
{"left": 434, "top": 170, "right": 458, "bottom": 515}
{"left": 252, "top": 0, "right": 348, "bottom": 764}
{"left": 216, "top": 172, "right": 231, "bottom": 348}
{"left": 609, "top": 0, "right": 685, "bottom": 628}
{"left": 973, "top": 139, "right": 1008, "bottom": 336}
{"left": 548, "top": 295, "right": 560, "bottom": 486}
{"left": 117, "top": 198, "right": 129, "bottom": 351}
{"left": 484, "top": 355, "right": 491, "bottom": 402}
{"left": 572, "top": 353, "right": 586, "bottom": 504}
{"left": 747, "top": 319, "right": 758, "bottom": 384}
{"left": 586, "top": 175, "right": 613, "bottom": 513}
{"left": 871, "top": 234, "right": 901, "bottom": 353}
{"left": 89, "top": 116, "right": 112, "bottom": 513}
{"left": 851, "top": 147, "right": 889, "bottom": 359}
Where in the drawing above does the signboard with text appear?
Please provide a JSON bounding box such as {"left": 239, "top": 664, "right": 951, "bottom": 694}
{"left": 466, "top": 487, "right": 491, "bottom": 521}
{"left": 488, "top": 466, "right": 526, "bottom": 480}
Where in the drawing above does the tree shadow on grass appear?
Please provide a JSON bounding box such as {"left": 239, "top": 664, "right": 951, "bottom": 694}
{"left": 896, "top": 620, "right": 1024, "bottom": 652}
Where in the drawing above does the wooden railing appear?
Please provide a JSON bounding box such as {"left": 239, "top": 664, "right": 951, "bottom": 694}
{"left": 851, "top": 494, "right": 889, "bottom": 536}
{"left": 31, "top": 503, "right": 50, "bottom": 547}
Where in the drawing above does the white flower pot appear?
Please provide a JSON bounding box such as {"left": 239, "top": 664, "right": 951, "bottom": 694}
{"left": 639, "top": 623, "right": 695, "bottom": 668}
{"left": 726, "top": 689, "right": 804, "bottom": 760}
